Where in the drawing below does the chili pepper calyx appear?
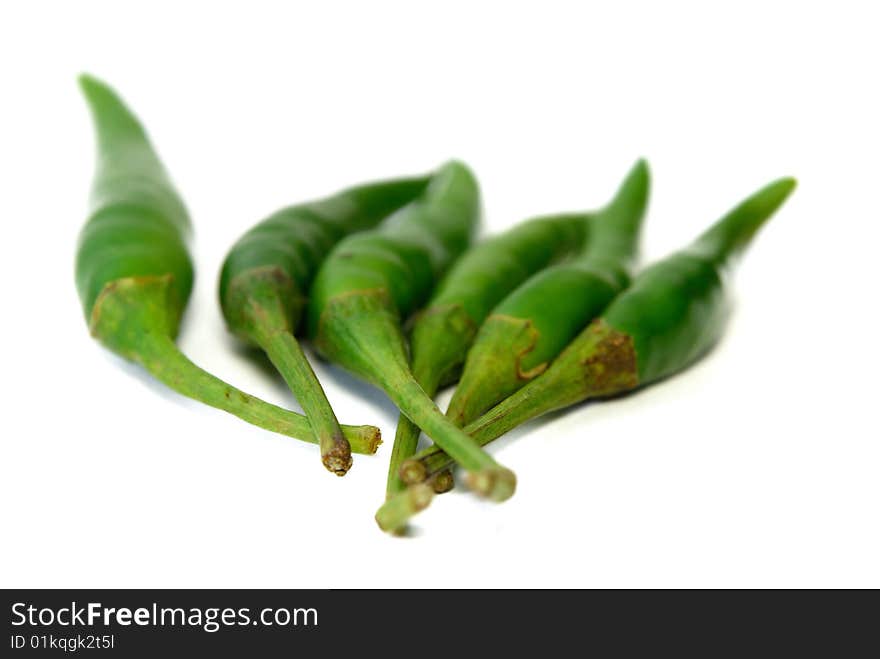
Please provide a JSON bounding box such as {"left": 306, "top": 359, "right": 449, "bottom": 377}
{"left": 312, "top": 288, "right": 408, "bottom": 389}
{"left": 223, "top": 266, "right": 304, "bottom": 344}
{"left": 446, "top": 314, "right": 546, "bottom": 427}
{"left": 408, "top": 302, "right": 477, "bottom": 392}
{"left": 89, "top": 274, "right": 183, "bottom": 361}
{"left": 576, "top": 320, "right": 640, "bottom": 397}
{"left": 512, "top": 319, "right": 640, "bottom": 415}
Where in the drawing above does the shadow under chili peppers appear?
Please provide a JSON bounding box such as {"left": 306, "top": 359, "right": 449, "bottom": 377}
{"left": 443, "top": 338, "right": 729, "bottom": 471}
{"left": 224, "top": 336, "right": 307, "bottom": 407}
{"left": 97, "top": 347, "right": 190, "bottom": 407}
{"left": 312, "top": 361, "right": 403, "bottom": 427}
{"left": 95, "top": 344, "right": 310, "bottom": 442}
{"left": 220, "top": 326, "right": 403, "bottom": 426}
{"left": 524, "top": 341, "right": 726, "bottom": 432}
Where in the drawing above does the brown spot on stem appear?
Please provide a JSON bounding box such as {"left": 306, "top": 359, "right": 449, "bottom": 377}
{"left": 322, "top": 440, "right": 354, "bottom": 476}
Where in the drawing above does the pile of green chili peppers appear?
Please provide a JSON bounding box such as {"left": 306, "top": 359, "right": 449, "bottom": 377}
{"left": 76, "top": 75, "right": 796, "bottom": 534}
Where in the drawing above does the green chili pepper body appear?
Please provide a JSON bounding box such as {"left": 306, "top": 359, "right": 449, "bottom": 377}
{"left": 403, "top": 177, "right": 796, "bottom": 484}
{"left": 444, "top": 160, "right": 650, "bottom": 428}
{"left": 219, "top": 177, "right": 427, "bottom": 474}
{"left": 219, "top": 178, "right": 429, "bottom": 322}
{"left": 76, "top": 75, "right": 381, "bottom": 455}
{"left": 386, "top": 212, "right": 591, "bottom": 497}
{"left": 75, "top": 76, "right": 193, "bottom": 319}
{"left": 308, "top": 162, "right": 516, "bottom": 502}
{"left": 307, "top": 161, "right": 478, "bottom": 333}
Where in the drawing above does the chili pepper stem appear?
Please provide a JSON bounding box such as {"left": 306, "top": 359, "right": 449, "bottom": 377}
{"left": 386, "top": 303, "right": 476, "bottom": 498}
{"left": 398, "top": 457, "right": 429, "bottom": 486}
{"left": 428, "top": 470, "right": 455, "bottom": 494}
{"left": 387, "top": 416, "right": 428, "bottom": 498}
{"left": 386, "top": 366, "right": 442, "bottom": 498}
{"left": 401, "top": 319, "right": 639, "bottom": 482}
{"left": 315, "top": 290, "right": 516, "bottom": 501}
{"left": 375, "top": 483, "right": 435, "bottom": 534}
{"left": 259, "top": 331, "right": 352, "bottom": 474}
{"left": 401, "top": 372, "right": 569, "bottom": 483}
{"left": 92, "top": 276, "right": 381, "bottom": 453}
{"left": 409, "top": 304, "right": 477, "bottom": 392}
{"left": 140, "top": 336, "right": 380, "bottom": 452}
{"left": 385, "top": 369, "right": 516, "bottom": 501}
{"left": 401, "top": 378, "right": 540, "bottom": 483}
{"left": 224, "top": 267, "right": 355, "bottom": 474}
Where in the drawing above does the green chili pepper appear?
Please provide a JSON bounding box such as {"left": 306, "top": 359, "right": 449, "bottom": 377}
{"left": 75, "top": 74, "right": 381, "bottom": 455}
{"left": 442, "top": 160, "right": 650, "bottom": 432}
{"left": 307, "top": 161, "right": 517, "bottom": 503}
{"left": 399, "top": 176, "right": 796, "bottom": 493}
{"left": 219, "top": 176, "right": 427, "bottom": 474}
{"left": 385, "top": 212, "right": 591, "bottom": 498}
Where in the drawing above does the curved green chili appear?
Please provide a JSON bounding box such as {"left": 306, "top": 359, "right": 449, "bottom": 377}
{"left": 308, "top": 161, "right": 517, "bottom": 503}
{"left": 76, "top": 74, "right": 381, "bottom": 455}
{"left": 386, "top": 212, "right": 591, "bottom": 498}
{"left": 443, "top": 160, "right": 650, "bottom": 430}
{"left": 219, "top": 176, "right": 427, "bottom": 474}
{"left": 402, "top": 176, "right": 796, "bottom": 487}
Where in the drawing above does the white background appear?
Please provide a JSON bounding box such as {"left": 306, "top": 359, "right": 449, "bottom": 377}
{"left": 1, "top": 1, "right": 878, "bottom": 588}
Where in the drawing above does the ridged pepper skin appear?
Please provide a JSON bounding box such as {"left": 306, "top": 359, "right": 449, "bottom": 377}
{"left": 219, "top": 177, "right": 429, "bottom": 338}
{"left": 76, "top": 74, "right": 381, "bottom": 455}
{"left": 75, "top": 76, "right": 192, "bottom": 323}
{"left": 386, "top": 212, "right": 591, "bottom": 497}
{"left": 307, "top": 161, "right": 478, "bottom": 334}
{"left": 403, "top": 176, "right": 796, "bottom": 486}
{"left": 444, "top": 160, "right": 650, "bottom": 428}
{"left": 218, "top": 177, "right": 427, "bottom": 475}
{"left": 308, "top": 162, "right": 517, "bottom": 506}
